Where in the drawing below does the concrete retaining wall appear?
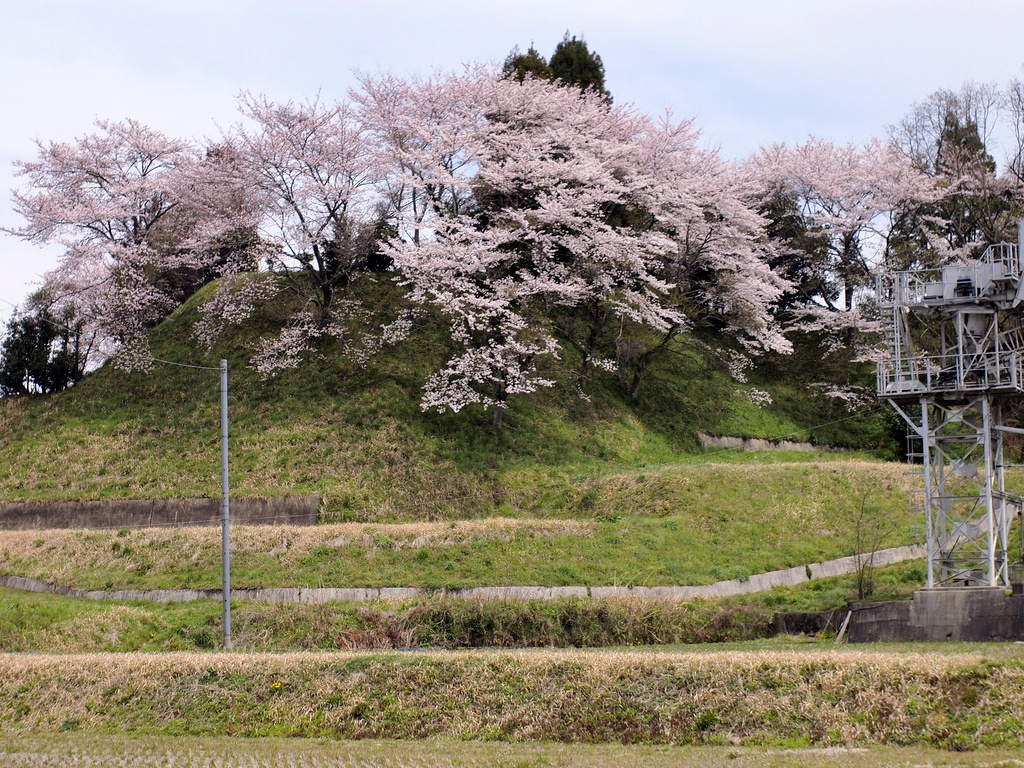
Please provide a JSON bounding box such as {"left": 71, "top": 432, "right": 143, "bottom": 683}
{"left": 847, "top": 587, "right": 1024, "bottom": 642}
{"left": 0, "top": 496, "right": 320, "bottom": 530}
{"left": 0, "top": 544, "right": 925, "bottom": 604}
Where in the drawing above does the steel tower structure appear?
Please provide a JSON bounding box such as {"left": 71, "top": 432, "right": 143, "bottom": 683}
{"left": 877, "top": 226, "right": 1024, "bottom": 588}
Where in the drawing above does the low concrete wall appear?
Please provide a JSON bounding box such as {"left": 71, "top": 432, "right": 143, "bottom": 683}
{"left": 0, "top": 544, "right": 925, "bottom": 604}
{"left": 0, "top": 496, "right": 320, "bottom": 530}
{"left": 847, "top": 587, "right": 1024, "bottom": 642}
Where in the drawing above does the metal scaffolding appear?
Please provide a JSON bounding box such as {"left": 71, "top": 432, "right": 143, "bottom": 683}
{"left": 877, "top": 225, "right": 1024, "bottom": 588}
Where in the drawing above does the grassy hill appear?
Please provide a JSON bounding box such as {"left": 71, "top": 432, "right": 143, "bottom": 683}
{"left": 0, "top": 275, "right": 896, "bottom": 507}
{"left": 0, "top": 274, "right": 932, "bottom": 604}
{"left": 6, "top": 278, "right": 1024, "bottom": 762}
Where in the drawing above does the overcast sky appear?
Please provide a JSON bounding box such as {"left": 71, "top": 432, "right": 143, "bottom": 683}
{"left": 3, "top": 0, "right": 1024, "bottom": 323}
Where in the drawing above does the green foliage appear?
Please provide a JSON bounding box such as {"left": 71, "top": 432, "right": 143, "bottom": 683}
{"left": 503, "top": 34, "right": 611, "bottom": 103}
{"left": 409, "top": 596, "right": 772, "bottom": 647}
{"left": 0, "top": 561, "right": 922, "bottom": 653}
{"left": 892, "top": 107, "right": 1019, "bottom": 260}
{"left": 0, "top": 588, "right": 762, "bottom": 653}
{"left": 757, "top": 192, "right": 831, "bottom": 313}
{"left": 0, "top": 588, "right": 223, "bottom": 652}
{"left": 0, "top": 272, "right": 910, "bottom": 625}
{"left": 549, "top": 33, "right": 611, "bottom": 103}
{"left": 0, "top": 302, "right": 86, "bottom": 396}
{"left": 502, "top": 44, "right": 552, "bottom": 82}
{"left": 741, "top": 329, "right": 900, "bottom": 455}
{"left": 933, "top": 113, "right": 1015, "bottom": 250}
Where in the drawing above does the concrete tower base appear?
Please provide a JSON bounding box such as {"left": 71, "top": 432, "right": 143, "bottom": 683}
{"left": 847, "top": 587, "right": 1024, "bottom": 642}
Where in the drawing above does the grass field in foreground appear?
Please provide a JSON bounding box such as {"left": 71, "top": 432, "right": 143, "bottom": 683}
{"left": 2, "top": 734, "right": 1023, "bottom": 767}
{"left": 3, "top": 648, "right": 1024, "bottom": 749}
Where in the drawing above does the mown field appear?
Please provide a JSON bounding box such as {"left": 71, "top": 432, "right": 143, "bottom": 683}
{"left": 8, "top": 735, "right": 1024, "bottom": 768}
{"left": 3, "top": 734, "right": 1024, "bottom": 767}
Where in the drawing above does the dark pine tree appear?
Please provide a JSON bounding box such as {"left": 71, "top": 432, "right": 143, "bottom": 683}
{"left": 502, "top": 45, "right": 552, "bottom": 83}
{"left": 548, "top": 33, "right": 611, "bottom": 104}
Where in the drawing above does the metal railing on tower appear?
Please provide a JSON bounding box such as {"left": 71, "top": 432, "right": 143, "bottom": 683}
{"left": 877, "top": 222, "right": 1024, "bottom": 589}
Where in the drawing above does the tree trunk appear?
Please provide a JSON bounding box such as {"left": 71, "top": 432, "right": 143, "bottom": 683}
{"left": 577, "top": 352, "right": 591, "bottom": 393}
{"left": 627, "top": 352, "right": 652, "bottom": 401}
{"left": 492, "top": 376, "right": 508, "bottom": 428}
{"left": 626, "top": 326, "right": 680, "bottom": 400}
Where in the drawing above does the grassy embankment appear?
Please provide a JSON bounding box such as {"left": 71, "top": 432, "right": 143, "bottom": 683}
{"left": 2, "top": 648, "right": 1023, "bottom": 750}
{"left": 0, "top": 273, "right": 954, "bottom": 656}
{"left": 0, "top": 275, "right": 936, "bottom": 595}
{"left": 0, "top": 276, "right": 898, "bottom": 512}
{"left": 0, "top": 557, "right": 924, "bottom": 653}
{"left": 0, "top": 459, "right": 915, "bottom": 591}
{"left": 3, "top": 278, "right": 1023, "bottom": 759}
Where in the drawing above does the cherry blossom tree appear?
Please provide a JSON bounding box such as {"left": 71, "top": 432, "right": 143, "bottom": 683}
{"left": 195, "top": 93, "right": 385, "bottom": 373}
{"left": 355, "top": 67, "right": 490, "bottom": 243}
{"left": 5, "top": 73, "right": 802, "bottom": 416}
{"left": 611, "top": 118, "right": 791, "bottom": 399}
{"left": 364, "top": 70, "right": 791, "bottom": 422}
{"left": 750, "top": 138, "right": 932, "bottom": 316}
{"left": 359, "top": 68, "right": 556, "bottom": 425}
{"left": 746, "top": 138, "right": 935, "bottom": 407}
{"left": 472, "top": 81, "right": 691, "bottom": 397}
{"left": 4, "top": 119, "right": 220, "bottom": 367}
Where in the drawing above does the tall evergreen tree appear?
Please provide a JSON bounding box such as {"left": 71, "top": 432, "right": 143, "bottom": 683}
{"left": 0, "top": 303, "right": 87, "bottom": 396}
{"left": 503, "top": 34, "right": 611, "bottom": 104}
{"left": 932, "top": 112, "right": 1012, "bottom": 251}
{"left": 889, "top": 83, "right": 1017, "bottom": 260}
{"left": 502, "top": 45, "right": 552, "bottom": 83}
{"left": 549, "top": 33, "right": 611, "bottom": 104}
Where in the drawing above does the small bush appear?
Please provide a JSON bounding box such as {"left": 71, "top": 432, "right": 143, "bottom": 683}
{"left": 408, "top": 597, "right": 773, "bottom": 648}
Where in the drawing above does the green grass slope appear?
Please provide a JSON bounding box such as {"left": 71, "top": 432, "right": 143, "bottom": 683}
{"left": 0, "top": 275, "right": 895, "bottom": 509}
{"left": 0, "top": 275, "right": 930, "bottom": 591}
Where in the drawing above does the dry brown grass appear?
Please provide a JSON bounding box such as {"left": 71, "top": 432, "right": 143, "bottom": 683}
{"left": 35, "top": 605, "right": 154, "bottom": 651}
{"left": 582, "top": 460, "right": 910, "bottom": 522}
{"left": 1, "top": 649, "right": 1022, "bottom": 749}
{"left": 0, "top": 519, "right": 592, "bottom": 585}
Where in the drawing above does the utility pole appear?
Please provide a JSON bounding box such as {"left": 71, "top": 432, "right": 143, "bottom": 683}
{"left": 220, "top": 359, "right": 231, "bottom": 649}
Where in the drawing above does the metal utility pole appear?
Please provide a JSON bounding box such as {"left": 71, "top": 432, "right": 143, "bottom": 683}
{"left": 877, "top": 227, "right": 1024, "bottom": 589}
{"left": 220, "top": 359, "right": 231, "bottom": 649}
